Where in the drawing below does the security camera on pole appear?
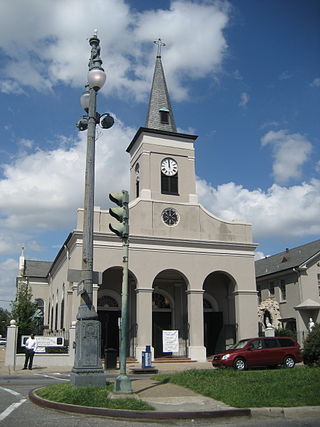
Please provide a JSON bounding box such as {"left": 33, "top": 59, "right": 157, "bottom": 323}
{"left": 71, "top": 31, "right": 114, "bottom": 387}
{"left": 109, "top": 190, "right": 132, "bottom": 393}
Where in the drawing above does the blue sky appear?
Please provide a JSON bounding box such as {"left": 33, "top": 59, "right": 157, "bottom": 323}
{"left": 0, "top": 0, "right": 319, "bottom": 310}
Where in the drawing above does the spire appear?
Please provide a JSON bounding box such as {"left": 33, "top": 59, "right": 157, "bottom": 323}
{"left": 18, "top": 246, "right": 25, "bottom": 276}
{"left": 145, "top": 39, "right": 177, "bottom": 133}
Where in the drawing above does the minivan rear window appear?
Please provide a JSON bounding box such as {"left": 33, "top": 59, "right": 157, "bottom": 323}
{"left": 278, "top": 338, "right": 294, "bottom": 347}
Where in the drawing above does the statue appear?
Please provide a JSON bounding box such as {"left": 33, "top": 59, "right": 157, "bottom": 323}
{"left": 32, "top": 309, "right": 44, "bottom": 335}
{"left": 308, "top": 318, "right": 315, "bottom": 332}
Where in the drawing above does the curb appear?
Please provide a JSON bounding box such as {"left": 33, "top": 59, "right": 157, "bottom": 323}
{"left": 251, "top": 406, "right": 320, "bottom": 419}
{"left": 29, "top": 388, "right": 251, "bottom": 421}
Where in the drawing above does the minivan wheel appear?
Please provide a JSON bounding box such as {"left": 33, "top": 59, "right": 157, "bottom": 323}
{"left": 233, "top": 357, "right": 246, "bottom": 371}
{"left": 283, "top": 356, "right": 295, "bottom": 368}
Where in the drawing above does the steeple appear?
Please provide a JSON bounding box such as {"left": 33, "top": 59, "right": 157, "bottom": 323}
{"left": 145, "top": 39, "right": 177, "bottom": 133}
{"left": 18, "top": 246, "right": 25, "bottom": 276}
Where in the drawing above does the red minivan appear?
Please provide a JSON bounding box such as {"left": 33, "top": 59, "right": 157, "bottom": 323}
{"left": 212, "top": 337, "right": 302, "bottom": 370}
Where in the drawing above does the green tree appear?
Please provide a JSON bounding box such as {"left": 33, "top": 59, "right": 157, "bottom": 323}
{"left": 11, "top": 283, "right": 38, "bottom": 335}
{"left": 0, "top": 308, "right": 11, "bottom": 338}
{"left": 303, "top": 323, "right": 320, "bottom": 366}
{"left": 275, "top": 328, "right": 297, "bottom": 339}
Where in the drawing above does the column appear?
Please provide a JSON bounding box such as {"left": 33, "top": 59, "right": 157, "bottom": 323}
{"left": 5, "top": 320, "right": 18, "bottom": 370}
{"left": 174, "top": 283, "right": 185, "bottom": 356}
{"left": 68, "top": 321, "right": 77, "bottom": 366}
{"left": 135, "top": 288, "right": 153, "bottom": 363}
{"left": 92, "top": 284, "right": 99, "bottom": 308}
{"left": 71, "top": 282, "right": 79, "bottom": 323}
{"left": 234, "top": 290, "right": 258, "bottom": 341}
{"left": 186, "top": 289, "right": 207, "bottom": 361}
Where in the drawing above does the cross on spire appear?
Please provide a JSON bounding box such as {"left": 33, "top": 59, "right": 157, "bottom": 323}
{"left": 154, "top": 38, "right": 166, "bottom": 57}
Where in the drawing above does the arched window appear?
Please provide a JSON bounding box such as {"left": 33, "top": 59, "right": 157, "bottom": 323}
{"left": 48, "top": 302, "right": 51, "bottom": 326}
{"left": 35, "top": 298, "right": 44, "bottom": 316}
{"left": 203, "top": 299, "right": 212, "bottom": 310}
{"left": 98, "top": 295, "right": 119, "bottom": 308}
{"left": 60, "top": 298, "right": 64, "bottom": 330}
{"left": 55, "top": 303, "right": 58, "bottom": 330}
{"left": 50, "top": 305, "right": 54, "bottom": 330}
{"left": 34, "top": 299, "right": 44, "bottom": 333}
{"left": 152, "top": 292, "right": 171, "bottom": 309}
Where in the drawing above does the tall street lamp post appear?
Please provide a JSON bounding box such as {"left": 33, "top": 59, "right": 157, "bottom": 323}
{"left": 71, "top": 31, "right": 113, "bottom": 386}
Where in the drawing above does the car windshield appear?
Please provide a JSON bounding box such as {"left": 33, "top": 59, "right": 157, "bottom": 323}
{"left": 230, "top": 339, "right": 250, "bottom": 349}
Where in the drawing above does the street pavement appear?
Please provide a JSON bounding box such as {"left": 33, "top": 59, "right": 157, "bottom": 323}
{"left": 1, "top": 347, "right": 320, "bottom": 424}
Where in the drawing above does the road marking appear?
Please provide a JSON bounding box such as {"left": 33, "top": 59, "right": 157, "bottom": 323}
{"left": 34, "top": 373, "right": 68, "bottom": 381}
{"left": 0, "top": 399, "right": 26, "bottom": 422}
{"left": 0, "top": 386, "right": 20, "bottom": 396}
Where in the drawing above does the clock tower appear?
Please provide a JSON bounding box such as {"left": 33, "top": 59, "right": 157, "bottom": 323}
{"left": 127, "top": 47, "right": 199, "bottom": 236}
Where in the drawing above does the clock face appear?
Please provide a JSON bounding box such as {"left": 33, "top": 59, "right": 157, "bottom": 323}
{"left": 161, "top": 157, "right": 178, "bottom": 176}
{"left": 162, "top": 208, "right": 179, "bottom": 226}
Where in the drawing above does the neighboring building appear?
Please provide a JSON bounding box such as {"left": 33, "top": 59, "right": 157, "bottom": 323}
{"left": 16, "top": 50, "right": 258, "bottom": 361}
{"left": 255, "top": 240, "right": 320, "bottom": 344}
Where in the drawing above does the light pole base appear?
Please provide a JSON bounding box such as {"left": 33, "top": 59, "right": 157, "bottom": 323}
{"left": 114, "top": 374, "right": 132, "bottom": 394}
{"left": 71, "top": 319, "right": 105, "bottom": 387}
{"left": 71, "top": 371, "right": 106, "bottom": 387}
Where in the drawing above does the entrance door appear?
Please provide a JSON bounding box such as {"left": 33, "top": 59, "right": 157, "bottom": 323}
{"left": 98, "top": 311, "right": 120, "bottom": 356}
{"left": 152, "top": 312, "right": 172, "bottom": 358}
{"left": 204, "top": 312, "right": 223, "bottom": 356}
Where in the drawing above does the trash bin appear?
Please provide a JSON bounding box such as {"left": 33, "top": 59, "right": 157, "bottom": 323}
{"left": 142, "top": 345, "right": 152, "bottom": 368}
{"left": 104, "top": 348, "right": 117, "bottom": 369}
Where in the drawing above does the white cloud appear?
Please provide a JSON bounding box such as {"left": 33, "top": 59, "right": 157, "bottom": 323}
{"left": 0, "top": 80, "right": 25, "bottom": 95}
{"left": 0, "top": 0, "right": 230, "bottom": 102}
{"left": 254, "top": 251, "right": 265, "bottom": 261}
{"left": 239, "top": 92, "right": 249, "bottom": 108}
{"left": 197, "top": 178, "right": 320, "bottom": 240}
{"left": 279, "top": 71, "right": 292, "bottom": 80}
{"left": 260, "top": 121, "right": 280, "bottom": 129}
{"left": 19, "top": 139, "right": 34, "bottom": 149}
{"left": 0, "top": 117, "right": 134, "bottom": 309}
{"left": 261, "top": 129, "right": 312, "bottom": 184}
{"left": 0, "top": 258, "right": 17, "bottom": 311}
{"left": 0, "top": 118, "right": 132, "bottom": 234}
{"left": 310, "top": 77, "right": 320, "bottom": 87}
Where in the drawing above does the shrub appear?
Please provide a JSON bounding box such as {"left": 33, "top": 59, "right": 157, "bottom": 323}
{"left": 275, "top": 328, "right": 297, "bottom": 339}
{"left": 303, "top": 323, "right": 320, "bottom": 366}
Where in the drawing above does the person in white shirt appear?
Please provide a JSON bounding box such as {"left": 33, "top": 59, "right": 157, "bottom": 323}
{"left": 23, "top": 334, "right": 37, "bottom": 370}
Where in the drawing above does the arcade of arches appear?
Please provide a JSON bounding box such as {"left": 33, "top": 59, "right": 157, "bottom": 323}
{"left": 97, "top": 267, "right": 237, "bottom": 359}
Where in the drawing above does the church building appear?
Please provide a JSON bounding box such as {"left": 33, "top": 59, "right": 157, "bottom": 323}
{"left": 16, "top": 49, "right": 258, "bottom": 362}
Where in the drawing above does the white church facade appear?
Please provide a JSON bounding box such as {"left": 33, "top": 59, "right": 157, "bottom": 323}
{"left": 16, "top": 51, "right": 258, "bottom": 362}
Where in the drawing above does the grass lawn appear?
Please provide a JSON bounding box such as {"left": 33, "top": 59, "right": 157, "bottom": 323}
{"left": 35, "top": 383, "right": 154, "bottom": 411}
{"left": 155, "top": 366, "right": 320, "bottom": 408}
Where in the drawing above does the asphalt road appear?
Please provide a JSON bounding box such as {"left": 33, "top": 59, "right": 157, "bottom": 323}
{"left": 0, "top": 373, "right": 319, "bottom": 426}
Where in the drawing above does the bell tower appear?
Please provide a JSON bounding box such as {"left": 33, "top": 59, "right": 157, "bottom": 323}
{"left": 127, "top": 40, "right": 198, "bottom": 206}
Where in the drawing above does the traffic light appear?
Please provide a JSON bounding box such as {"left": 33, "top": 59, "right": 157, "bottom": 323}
{"left": 109, "top": 190, "right": 129, "bottom": 241}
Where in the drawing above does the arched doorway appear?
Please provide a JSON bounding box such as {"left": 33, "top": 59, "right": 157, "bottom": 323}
{"left": 97, "top": 292, "right": 120, "bottom": 355}
{"left": 98, "top": 267, "right": 137, "bottom": 357}
{"left": 152, "top": 291, "right": 173, "bottom": 357}
{"left": 203, "top": 271, "right": 236, "bottom": 355}
{"left": 203, "top": 294, "right": 222, "bottom": 356}
{"left": 152, "top": 269, "right": 188, "bottom": 358}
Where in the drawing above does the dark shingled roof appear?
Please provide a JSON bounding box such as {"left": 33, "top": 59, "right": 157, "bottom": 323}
{"left": 24, "top": 260, "right": 52, "bottom": 278}
{"left": 145, "top": 55, "right": 177, "bottom": 132}
{"left": 255, "top": 239, "right": 320, "bottom": 278}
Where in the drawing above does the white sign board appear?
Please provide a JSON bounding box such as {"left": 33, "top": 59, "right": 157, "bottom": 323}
{"left": 21, "top": 335, "right": 64, "bottom": 348}
{"left": 162, "top": 330, "right": 179, "bottom": 353}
